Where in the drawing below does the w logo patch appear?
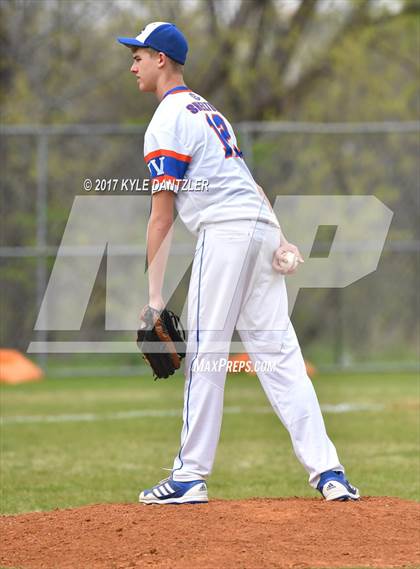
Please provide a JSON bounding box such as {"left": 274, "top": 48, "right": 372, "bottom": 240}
{"left": 148, "top": 157, "right": 166, "bottom": 176}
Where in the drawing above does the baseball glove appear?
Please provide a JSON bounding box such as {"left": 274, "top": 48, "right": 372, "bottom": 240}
{"left": 136, "top": 305, "right": 186, "bottom": 380}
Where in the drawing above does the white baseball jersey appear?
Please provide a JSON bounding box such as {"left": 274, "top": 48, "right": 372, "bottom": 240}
{"left": 144, "top": 86, "right": 280, "bottom": 235}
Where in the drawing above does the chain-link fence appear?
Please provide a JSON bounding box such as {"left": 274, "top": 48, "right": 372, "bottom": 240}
{"left": 1, "top": 122, "right": 419, "bottom": 374}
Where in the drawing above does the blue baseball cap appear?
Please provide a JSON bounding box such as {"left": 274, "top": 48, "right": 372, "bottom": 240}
{"left": 117, "top": 22, "right": 188, "bottom": 65}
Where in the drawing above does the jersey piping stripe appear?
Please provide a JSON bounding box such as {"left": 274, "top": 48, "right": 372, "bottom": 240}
{"left": 163, "top": 86, "right": 192, "bottom": 98}
{"left": 144, "top": 149, "right": 192, "bottom": 163}
{"left": 172, "top": 230, "right": 206, "bottom": 475}
{"left": 153, "top": 174, "right": 178, "bottom": 182}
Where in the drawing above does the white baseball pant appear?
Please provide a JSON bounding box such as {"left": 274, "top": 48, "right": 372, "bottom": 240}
{"left": 171, "top": 219, "right": 343, "bottom": 488}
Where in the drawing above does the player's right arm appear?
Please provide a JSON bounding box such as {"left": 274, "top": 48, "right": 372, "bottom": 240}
{"left": 255, "top": 183, "right": 304, "bottom": 274}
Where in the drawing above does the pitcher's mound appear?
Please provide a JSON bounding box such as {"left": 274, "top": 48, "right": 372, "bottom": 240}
{"left": 1, "top": 497, "right": 419, "bottom": 568}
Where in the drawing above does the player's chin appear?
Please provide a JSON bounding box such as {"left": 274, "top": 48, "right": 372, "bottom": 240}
{"left": 138, "top": 80, "right": 153, "bottom": 93}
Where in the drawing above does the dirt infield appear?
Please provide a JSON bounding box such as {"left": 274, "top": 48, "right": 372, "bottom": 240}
{"left": 1, "top": 497, "right": 419, "bottom": 569}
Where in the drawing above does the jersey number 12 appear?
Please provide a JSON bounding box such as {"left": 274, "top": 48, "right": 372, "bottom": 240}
{"left": 206, "top": 113, "right": 243, "bottom": 159}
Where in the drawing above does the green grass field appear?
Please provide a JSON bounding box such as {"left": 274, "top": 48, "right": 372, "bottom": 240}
{"left": 1, "top": 371, "right": 419, "bottom": 515}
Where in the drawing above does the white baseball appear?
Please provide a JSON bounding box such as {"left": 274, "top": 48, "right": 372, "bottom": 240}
{"left": 280, "top": 251, "right": 298, "bottom": 272}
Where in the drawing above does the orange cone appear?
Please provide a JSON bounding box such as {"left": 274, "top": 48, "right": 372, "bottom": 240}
{"left": 228, "top": 353, "right": 255, "bottom": 374}
{"left": 0, "top": 349, "right": 43, "bottom": 384}
{"left": 305, "top": 360, "right": 317, "bottom": 378}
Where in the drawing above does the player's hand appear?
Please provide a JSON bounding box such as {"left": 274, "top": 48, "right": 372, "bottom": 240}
{"left": 148, "top": 295, "right": 165, "bottom": 311}
{"left": 272, "top": 243, "right": 304, "bottom": 275}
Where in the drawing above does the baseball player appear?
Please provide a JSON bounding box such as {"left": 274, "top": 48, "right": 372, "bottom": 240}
{"left": 118, "top": 22, "right": 360, "bottom": 504}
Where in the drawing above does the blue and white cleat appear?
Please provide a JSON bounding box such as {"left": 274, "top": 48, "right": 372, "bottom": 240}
{"left": 317, "top": 470, "right": 360, "bottom": 501}
{"left": 139, "top": 477, "right": 208, "bottom": 505}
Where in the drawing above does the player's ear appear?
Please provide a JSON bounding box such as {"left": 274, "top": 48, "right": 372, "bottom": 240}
{"left": 156, "top": 52, "right": 166, "bottom": 69}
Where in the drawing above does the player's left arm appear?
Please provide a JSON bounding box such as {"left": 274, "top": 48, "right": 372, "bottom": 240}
{"left": 143, "top": 125, "right": 191, "bottom": 310}
{"left": 146, "top": 190, "right": 175, "bottom": 310}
